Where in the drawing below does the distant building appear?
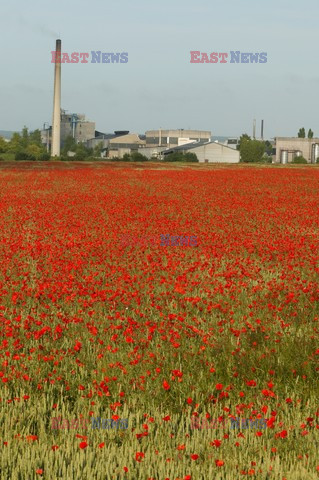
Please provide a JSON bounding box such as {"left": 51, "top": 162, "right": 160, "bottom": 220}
{"left": 162, "top": 141, "right": 240, "bottom": 163}
{"left": 86, "top": 131, "right": 129, "bottom": 151}
{"left": 108, "top": 133, "right": 146, "bottom": 158}
{"left": 60, "top": 111, "right": 95, "bottom": 145}
{"left": 275, "top": 137, "right": 319, "bottom": 163}
{"left": 86, "top": 131, "right": 146, "bottom": 158}
{"left": 41, "top": 110, "right": 95, "bottom": 150}
{"left": 145, "top": 129, "right": 211, "bottom": 149}
{"left": 226, "top": 138, "right": 239, "bottom": 149}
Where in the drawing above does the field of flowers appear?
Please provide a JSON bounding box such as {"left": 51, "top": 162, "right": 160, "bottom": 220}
{"left": 0, "top": 163, "right": 319, "bottom": 479}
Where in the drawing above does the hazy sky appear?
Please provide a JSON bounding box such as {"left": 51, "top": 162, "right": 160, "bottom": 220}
{"left": 1, "top": 0, "right": 319, "bottom": 138}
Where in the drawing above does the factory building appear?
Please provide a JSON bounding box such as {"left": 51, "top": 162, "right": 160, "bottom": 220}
{"left": 41, "top": 110, "right": 95, "bottom": 151}
{"left": 60, "top": 111, "right": 95, "bottom": 145}
{"left": 86, "top": 131, "right": 129, "bottom": 151}
{"left": 108, "top": 133, "right": 146, "bottom": 158}
{"left": 86, "top": 131, "right": 146, "bottom": 158}
{"left": 275, "top": 137, "right": 319, "bottom": 164}
{"left": 163, "top": 141, "right": 240, "bottom": 163}
{"left": 145, "top": 129, "right": 211, "bottom": 149}
{"left": 139, "top": 140, "right": 239, "bottom": 163}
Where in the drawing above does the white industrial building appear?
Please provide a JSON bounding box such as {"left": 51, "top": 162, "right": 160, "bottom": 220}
{"left": 145, "top": 129, "right": 211, "bottom": 148}
{"left": 275, "top": 137, "right": 319, "bottom": 164}
{"left": 160, "top": 140, "right": 240, "bottom": 163}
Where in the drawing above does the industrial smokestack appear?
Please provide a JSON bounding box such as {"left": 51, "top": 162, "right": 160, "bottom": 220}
{"left": 253, "top": 119, "right": 256, "bottom": 140}
{"left": 261, "top": 120, "right": 264, "bottom": 141}
{"left": 51, "top": 39, "right": 61, "bottom": 157}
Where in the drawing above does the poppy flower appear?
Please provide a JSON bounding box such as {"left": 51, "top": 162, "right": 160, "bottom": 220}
{"left": 135, "top": 452, "right": 145, "bottom": 462}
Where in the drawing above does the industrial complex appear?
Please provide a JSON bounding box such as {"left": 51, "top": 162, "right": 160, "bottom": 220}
{"left": 34, "top": 39, "right": 319, "bottom": 165}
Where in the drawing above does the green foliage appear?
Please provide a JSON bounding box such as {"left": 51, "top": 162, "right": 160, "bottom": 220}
{"left": 237, "top": 133, "right": 251, "bottom": 150}
{"left": 264, "top": 140, "right": 273, "bottom": 156}
{"left": 15, "top": 151, "right": 36, "bottom": 161}
{"left": 73, "top": 142, "right": 93, "bottom": 160}
{"left": 308, "top": 128, "right": 314, "bottom": 139}
{"left": 121, "top": 151, "right": 149, "bottom": 162}
{"left": 0, "top": 136, "right": 8, "bottom": 153}
{"left": 93, "top": 141, "right": 104, "bottom": 157}
{"left": 39, "top": 152, "right": 51, "bottom": 161}
{"left": 298, "top": 127, "right": 306, "bottom": 138}
{"left": 6, "top": 126, "right": 47, "bottom": 160}
{"left": 21, "top": 126, "right": 29, "bottom": 148}
{"left": 240, "top": 138, "right": 265, "bottom": 163}
{"left": 8, "top": 132, "right": 23, "bottom": 153}
{"left": 29, "top": 129, "right": 43, "bottom": 146}
{"left": 292, "top": 155, "right": 308, "bottom": 164}
{"left": 163, "top": 151, "right": 198, "bottom": 162}
{"left": 26, "top": 144, "right": 43, "bottom": 160}
{"left": 62, "top": 135, "right": 77, "bottom": 156}
{"left": 0, "top": 152, "right": 15, "bottom": 161}
{"left": 62, "top": 141, "right": 94, "bottom": 160}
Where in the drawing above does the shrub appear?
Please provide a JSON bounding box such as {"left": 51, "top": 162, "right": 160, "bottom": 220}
{"left": 291, "top": 156, "right": 307, "bottom": 164}
{"left": 15, "top": 151, "right": 36, "bottom": 161}
{"left": 163, "top": 151, "right": 198, "bottom": 162}
{"left": 131, "top": 151, "right": 148, "bottom": 162}
{"left": 120, "top": 152, "right": 148, "bottom": 162}
{"left": 39, "top": 152, "right": 51, "bottom": 161}
{"left": 240, "top": 139, "right": 265, "bottom": 163}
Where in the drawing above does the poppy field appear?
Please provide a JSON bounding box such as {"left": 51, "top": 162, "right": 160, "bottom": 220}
{"left": 0, "top": 163, "right": 319, "bottom": 479}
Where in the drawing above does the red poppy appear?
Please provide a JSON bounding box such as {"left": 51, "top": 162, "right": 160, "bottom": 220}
{"left": 135, "top": 452, "right": 145, "bottom": 462}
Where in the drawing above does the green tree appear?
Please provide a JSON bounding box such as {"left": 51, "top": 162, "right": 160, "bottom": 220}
{"left": 93, "top": 142, "right": 104, "bottom": 157}
{"left": 237, "top": 133, "right": 251, "bottom": 151}
{"left": 21, "top": 126, "right": 29, "bottom": 148}
{"left": 240, "top": 139, "right": 265, "bottom": 163}
{"left": 298, "top": 128, "right": 306, "bottom": 138}
{"left": 0, "top": 136, "right": 8, "bottom": 153}
{"left": 74, "top": 142, "right": 93, "bottom": 159}
{"left": 264, "top": 140, "right": 273, "bottom": 156}
{"left": 8, "top": 132, "right": 23, "bottom": 153}
{"left": 7, "top": 126, "right": 47, "bottom": 159}
{"left": 26, "top": 144, "right": 43, "bottom": 160}
{"left": 29, "top": 129, "right": 43, "bottom": 146}
{"left": 62, "top": 135, "right": 77, "bottom": 156}
{"left": 308, "top": 129, "right": 314, "bottom": 139}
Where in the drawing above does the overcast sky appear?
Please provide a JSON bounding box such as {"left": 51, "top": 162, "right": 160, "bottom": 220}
{"left": 1, "top": 0, "right": 319, "bottom": 138}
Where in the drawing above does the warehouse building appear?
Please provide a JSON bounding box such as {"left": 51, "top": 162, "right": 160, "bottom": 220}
{"left": 162, "top": 140, "right": 240, "bottom": 163}
{"left": 275, "top": 137, "right": 319, "bottom": 164}
{"left": 145, "top": 129, "right": 211, "bottom": 149}
{"left": 86, "top": 131, "right": 146, "bottom": 157}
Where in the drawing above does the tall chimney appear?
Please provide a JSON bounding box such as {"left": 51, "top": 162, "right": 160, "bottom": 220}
{"left": 261, "top": 120, "right": 264, "bottom": 141}
{"left": 253, "top": 119, "right": 256, "bottom": 139}
{"left": 51, "top": 39, "right": 61, "bottom": 157}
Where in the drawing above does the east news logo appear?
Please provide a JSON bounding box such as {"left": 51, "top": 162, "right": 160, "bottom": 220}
{"left": 190, "top": 51, "right": 267, "bottom": 63}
